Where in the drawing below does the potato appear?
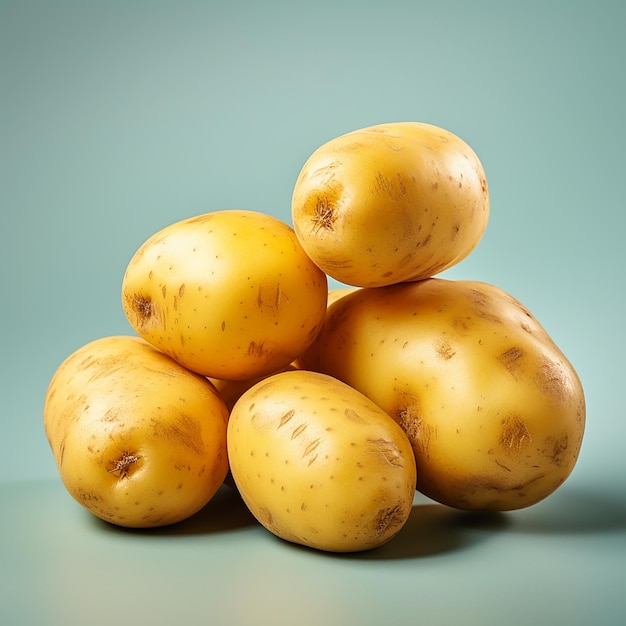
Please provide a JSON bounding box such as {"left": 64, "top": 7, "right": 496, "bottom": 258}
{"left": 43, "top": 335, "right": 229, "bottom": 528}
{"left": 227, "top": 370, "right": 417, "bottom": 552}
{"left": 291, "top": 122, "right": 489, "bottom": 287}
{"left": 121, "top": 210, "right": 328, "bottom": 380}
{"left": 300, "top": 279, "right": 586, "bottom": 511}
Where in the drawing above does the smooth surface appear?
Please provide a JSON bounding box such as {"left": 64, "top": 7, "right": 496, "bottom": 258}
{"left": 2, "top": 479, "right": 625, "bottom": 626}
{"left": 2, "top": 1, "right": 626, "bottom": 624}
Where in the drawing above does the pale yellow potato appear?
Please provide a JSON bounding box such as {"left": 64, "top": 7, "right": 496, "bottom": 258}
{"left": 291, "top": 122, "right": 490, "bottom": 287}
{"left": 122, "top": 210, "right": 328, "bottom": 380}
{"left": 227, "top": 369, "right": 417, "bottom": 552}
{"left": 44, "top": 335, "right": 229, "bottom": 528}
{"left": 300, "top": 279, "right": 586, "bottom": 511}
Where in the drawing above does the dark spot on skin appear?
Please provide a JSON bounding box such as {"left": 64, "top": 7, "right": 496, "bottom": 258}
{"left": 107, "top": 451, "right": 141, "bottom": 479}
{"left": 277, "top": 409, "right": 295, "bottom": 429}
{"left": 376, "top": 504, "right": 405, "bottom": 535}
{"left": 247, "top": 341, "right": 267, "bottom": 358}
{"left": 367, "top": 438, "right": 404, "bottom": 468}
{"left": 500, "top": 415, "right": 532, "bottom": 453}
{"left": 435, "top": 339, "right": 456, "bottom": 360}
{"left": 311, "top": 197, "right": 335, "bottom": 233}
{"left": 291, "top": 423, "right": 307, "bottom": 439}
{"left": 498, "top": 347, "right": 524, "bottom": 378}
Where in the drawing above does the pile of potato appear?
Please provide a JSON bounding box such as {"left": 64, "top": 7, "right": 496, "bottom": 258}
{"left": 44, "top": 122, "right": 586, "bottom": 553}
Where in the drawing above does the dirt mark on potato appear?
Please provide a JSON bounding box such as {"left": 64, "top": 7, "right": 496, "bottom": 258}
{"left": 126, "top": 293, "right": 166, "bottom": 330}
{"left": 151, "top": 413, "right": 205, "bottom": 456}
{"left": 344, "top": 408, "right": 367, "bottom": 424}
{"left": 498, "top": 346, "right": 524, "bottom": 379}
{"left": 277, "top": 409, "right": 295, "bottom": 429}
{"left": 435, "top": 339, "right": 456, "bottom": 360}
{"left": 393, "top": 398, "right": 433, "bottom": 461}
{"left": 311, "top": 196, "right": 336, "bottom": 233}
{"left": 107, "top": 451, "right": 141, "bottom": 479}
{"left": 375, "top": 504, "right": 405, "bottom": 535}
{"left": 367, "top": 438, "right": 404, "bottom": 468}
{"left": 499, "top": 414, "right": 532, "bottom": 452}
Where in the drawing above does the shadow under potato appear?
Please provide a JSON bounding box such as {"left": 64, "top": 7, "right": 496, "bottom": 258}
{"left": 90, "top": 484, "right": 257, "bottom": 536}
{"left": 339, "top": 503, "right": 509, "bottom": 561}
{"left": 505, "top": 485, "right": 626, "bottom": 535}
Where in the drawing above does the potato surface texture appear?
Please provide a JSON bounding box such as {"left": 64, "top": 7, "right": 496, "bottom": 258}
{"left": 227, "top": 370, "right": 417, "bottom": 552}
{"left": 300, "top": 279, "right": 586, "bottom": 511}
{"left": 291, "top": 122, "right": 489, "bottom": 287}
{"left": 43, "top": 335, "right": 229, "bottom": 527}
{"left": 121, "top": 210, "right": 328, "bottom": 380}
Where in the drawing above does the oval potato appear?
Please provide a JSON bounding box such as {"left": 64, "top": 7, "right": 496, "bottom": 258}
{"left": 227, "top": 370, "right": 417, "bottom": 552}
{"left": 122, "top": 210, "right": 328, "bottom": 380}
{"left": 44, "top": 335, "right": 229, "bottom": 527}
{"left": 300, "top": 279, "right": 586, "bottom": 511}
{"left": 291, "top": 122, "right": 489, "bottom": 287}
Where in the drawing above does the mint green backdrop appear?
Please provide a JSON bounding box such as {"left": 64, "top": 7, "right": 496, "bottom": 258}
{"left": 1, "top": 1, "right": 624, "bottom": 624}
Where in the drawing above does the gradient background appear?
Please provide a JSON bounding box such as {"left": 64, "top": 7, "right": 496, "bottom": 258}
{"left": 1, "top": 1, "right": 625, "bottom": 624}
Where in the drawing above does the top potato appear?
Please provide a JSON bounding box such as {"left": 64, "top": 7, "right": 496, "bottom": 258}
{"left": 122, "top": 210, "right": 328, "bottom": 380}
{"left": 291, "top": 122, "right": 489, "bottom": 287}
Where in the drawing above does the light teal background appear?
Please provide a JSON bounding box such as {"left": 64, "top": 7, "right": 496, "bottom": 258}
{"left": 1, "top": 1, "right": 625, "bottom": 625}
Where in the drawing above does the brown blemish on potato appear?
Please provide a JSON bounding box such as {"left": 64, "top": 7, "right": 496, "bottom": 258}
{"left": 393, "top": 396, "right": 432, "bottom": 461}
{"left": 466, "top": 288, "right": 502, "bottom": 322}
{"left": 247, "top": 340, "right": 267, "bottom": 358}
{"left": 107, "top": 451, "right": 141, "bottom": 479}
{"left": 311, "top": 196, "right": 336, "bottom": 233}
{"left": 375, "top": 504, "right": 405, "bottom": 535}
{"left": 344, "top": 408, "right": 367, "bottom": 423}
{"left": 499, "top": 415, "right": 532, "bottom": 452}
{"left": 545, "top": 434, "right": 569, "bottom": 466}
{"left": 302, "top": 438, "right": 321, "bottom": 466}
{"left": 151, "top": 413, "right": 204, "bottom": 456}
{"left": 535, "top": 358, "right": 570, "bottom": 401}
{"left": 372, "top": 171, "right": 402, "bottom": 200}
{"left": 367, "top": 438, "right": 404, "bottom": 468}
{"left": 291, "top": 422, "right": 308, "bottom": 439}
{"left": 75, "top": 487, "right": 103, "bottom": 503}
{"left": 277, "top": 409, "right": 295, "bottom": 429}
{"left": 435, "top": 339, "right": 456, "bottom": 360}
{"left": 498, "top": 347, "right": 524, "bottom": 378}
{"left": 126, "top": 293, "right": 166, "bottom": 330}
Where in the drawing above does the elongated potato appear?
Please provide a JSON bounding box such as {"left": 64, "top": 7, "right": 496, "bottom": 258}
{"left": 122, "top": 210, "right": 328, "bottom": 380}
{"left": 44, "top": 335, "right": 229, "bottom": 527}
{"left": 227, "top": 370, "right": 417, "bottom": 552}
{"left": 300, "top": 279, "right": 586, "bottom": 511}
{"left": 291, "top": 122, "right": 489, "bottom": 287}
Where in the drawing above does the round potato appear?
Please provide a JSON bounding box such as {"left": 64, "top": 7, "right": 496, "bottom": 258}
{"left": 44, "top": 335, "right": 229, "bottom": 527}
{"left": 227, "top": 370, "right": 417, "bottom": 552}
{"left": 121, "top": 210, "right": 328, "bottom": 380}
{"left": 300, "top": 279, "right": 586, "bottom": 511}
{"left": 291, "top": 122, "right": 489, "bottom": 287}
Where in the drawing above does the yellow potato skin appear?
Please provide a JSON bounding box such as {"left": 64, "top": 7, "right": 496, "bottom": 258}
{"left": 300, "top": 279, "right": 586, "bottom": 511}
{"left": 121, "top": 210, "right": 328, "bottom": 380}
{"left": 44, "top": 335, "right": 229, "bottom": 528}
{"left": 227, "top": 370, "right": 417, "bottom": 552}
{"left": 291, "top": 122, "right": 489, "bottom": 287}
